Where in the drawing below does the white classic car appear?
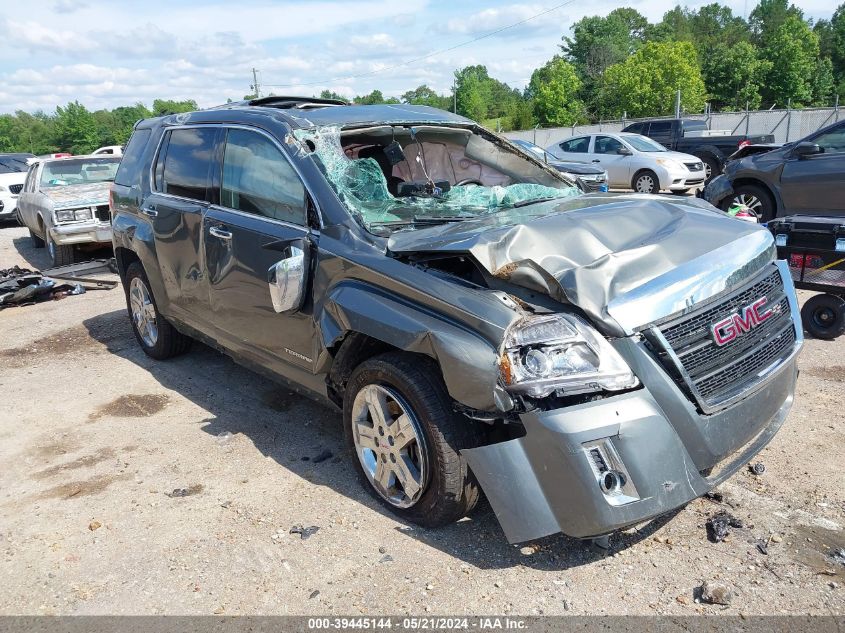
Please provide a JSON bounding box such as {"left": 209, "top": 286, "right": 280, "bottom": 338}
{"left": 18, "top": 155, "right": 121, "bottom": 265}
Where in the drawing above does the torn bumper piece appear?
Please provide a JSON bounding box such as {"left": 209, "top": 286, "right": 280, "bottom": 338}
{"left": 463, "top": 353, "right": 798, "bottom": 544}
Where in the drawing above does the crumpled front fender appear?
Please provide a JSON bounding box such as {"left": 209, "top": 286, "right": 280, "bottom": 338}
{"left": 318, "top": 280, "right": 507, "bottom": 412}
{"left": 703, "top": 174, "right": 734, "bottom": 208}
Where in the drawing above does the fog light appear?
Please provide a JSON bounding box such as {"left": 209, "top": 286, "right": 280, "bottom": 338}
{"left": 582, "top": 439, "right": 640, "bottom": 506}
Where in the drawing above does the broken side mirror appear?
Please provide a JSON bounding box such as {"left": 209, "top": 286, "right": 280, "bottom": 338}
{"left": 267, "top": 239, "right": 309, "bottom": 313}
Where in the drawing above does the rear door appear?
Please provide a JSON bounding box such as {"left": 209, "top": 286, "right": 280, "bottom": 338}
{"left": 647, "top": 120, "right": 674, "bottom": 148}
{"left": 590, "top": 135, "right": 630, "bottom": 187}
{"left": 202, "top": 126, "right": 318, "bottom": 381}
{"left": 144, "top": 126, "right": 219, "bottom": 324}
{"left": 780, "top": 123, "right": 845, "bottom": 214}
{"left": 549, "top": 136, "right": 590, "bottom": 161}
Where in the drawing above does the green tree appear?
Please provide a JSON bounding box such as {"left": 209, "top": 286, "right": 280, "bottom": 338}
{"left": 528, "top": 57, "right": 585, "bottom": 126}
{"left": 750, "top": 0, "right": 804, "bottom": 48}
{"left": 814, "top": 4, "right": 845, "bottom": 98}
{"left": 454, "top": 66, "right": 493, "bottom": 122}
{"left": 55, "top": 101, "right": 98, "bottom": 154}
{"left": 352, "top": 90, "right": 399, "bottom": 105}
{"left": 400, "top": 85, "right": 452, "bottom": 110}
{"left": 603, "top": 41, "right": 707, "bottom": 118}
{"left": 319, "top": 89, "right": 347, "bottom": 101}
{"left": 703, "top": 41, "right": 772, "bottom": 109}
{"left": 811, "top": 57, "right": 836, "bottom": 105}
{"left": 761, "top": 15, "right": 821, "bottom": 106}
{"left": 151, "top": 99, "right": 198, "bottom": 116}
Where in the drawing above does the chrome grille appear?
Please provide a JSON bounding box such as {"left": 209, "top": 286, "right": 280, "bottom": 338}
{"left": 652, "top": 267, "right": 796, "bottom": 412}
{"left": 9, "top": 184, "right": 22, "bottom": 194}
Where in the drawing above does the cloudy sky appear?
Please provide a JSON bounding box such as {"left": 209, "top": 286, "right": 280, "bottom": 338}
{"left": 0, "top": 0, "right": 836, "bottom": 114}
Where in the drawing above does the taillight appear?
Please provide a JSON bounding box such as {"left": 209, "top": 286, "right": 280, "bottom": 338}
{"left": 738, "top": 140, "right": 751, "bottom": 149}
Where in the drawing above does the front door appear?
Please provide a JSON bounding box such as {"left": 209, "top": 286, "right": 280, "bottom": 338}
{"left": 202, "top": 126, "right": 318, "bottom": 382}
{"left": 780, "top": 123, "right": 845, "bottom": 215}
{"left": 145, "top": 126, "right": 219, "bottom": 324}
{"left": 590, "top": 135, "right": 630, "bottom": 187}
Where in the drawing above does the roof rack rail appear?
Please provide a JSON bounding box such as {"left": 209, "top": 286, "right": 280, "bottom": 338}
{"left": 247, "top": 95, "right": 349, "bottom": 108}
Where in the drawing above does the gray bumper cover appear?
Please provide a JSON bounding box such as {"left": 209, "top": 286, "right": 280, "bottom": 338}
{"left": 463, "top": 347, "right": 798, "bottom": 544}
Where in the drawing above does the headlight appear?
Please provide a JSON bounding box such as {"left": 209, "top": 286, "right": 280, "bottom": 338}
{"left": 499, "top": 314, "right": 639, "bottom": 398}
{"left": 0, "top": 186, "right": 6, "bottom": 192}
{"left": 55, "top": 208, "right": 93, "bottom": 222}
{"left": 656, "top": 158, "right": 683, "bottom": 170}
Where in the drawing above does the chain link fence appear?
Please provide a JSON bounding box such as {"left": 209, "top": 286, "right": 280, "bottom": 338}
{"left": 507, "top": 105, "right": 843, "bottom": 148}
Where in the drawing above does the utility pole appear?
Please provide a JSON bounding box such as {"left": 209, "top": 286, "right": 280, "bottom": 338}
{"left": 674, "top": 90, "right": 681, "bottom": 118}
{"left": 251, "top": 68, "right": 261, "bottom": 99}
{"left": 453, "top": 79, "right": 457, "bottom": 114}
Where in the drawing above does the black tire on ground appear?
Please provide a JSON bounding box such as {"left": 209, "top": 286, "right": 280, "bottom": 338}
{"left": 702, "top": 156, "right": 720, "bottom": 184}
{"left": 632, "top": 170, "right": 659, "bottom": 194}
{"left": 124, "top": 261, "right": 192, "bottom": 359}
{"left": 29, "top": 230, "right": 45, "bottom": 248}
{"left": 671, "top": 189, "right": 690, "bottom": 196}
{"left": 721, "top": 182, "right": 775, "bottom": 222}
{"left": 344, "top": 352, "right": 484, "bottom": 528}
{"left": 801, "top": 294, "right": 845, "bottom": 340}
{"left": 46, "top": 231, "right": 76, "bottom": 266}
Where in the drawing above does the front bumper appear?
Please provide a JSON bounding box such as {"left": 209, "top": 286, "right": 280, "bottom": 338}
{"left": 49, "top": 221, "right": 112, "bottom": 246}
{"left": 667, "top": 169, "right": 706, "bottom": 191}
{"left": 463, "top": 263, "right": 802, "bottom": 543}
{"left": 703, "top": 174, "right": 734, "bottom": 208}
{"left": 0, "top": 193, "right": 18, "bottom": 217}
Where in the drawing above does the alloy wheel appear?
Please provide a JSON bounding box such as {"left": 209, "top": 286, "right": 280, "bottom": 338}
{"left": 351, "top": 384, "right": 428, "bottom": 508}
{"left": 129, "top": 277, "right": 159, "bottom": 347}
{"left": 732, "top": 193, "right": 763, "bottom": 217}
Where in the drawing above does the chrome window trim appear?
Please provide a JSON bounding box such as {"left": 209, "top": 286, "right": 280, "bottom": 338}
{"left": 148, "top": 122, "right": 323, "bottom": 229}
{"left": 206, "top": 203, "right": 317, "bottom": 237}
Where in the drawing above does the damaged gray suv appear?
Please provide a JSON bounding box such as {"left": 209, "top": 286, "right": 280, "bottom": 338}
{"left": 111, "top": 97, "right": 803, "bottom": 543}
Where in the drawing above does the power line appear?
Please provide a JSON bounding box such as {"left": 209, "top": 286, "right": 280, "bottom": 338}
{"left": 262, "top": 0, "right": 575, "bottom": 89}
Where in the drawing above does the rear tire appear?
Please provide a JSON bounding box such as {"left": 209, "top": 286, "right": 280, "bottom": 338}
{"left": 124, "top": 262, "right": 192, "bottom": 359}
{"left": 632, "top": 170, "right": 659, "bottom": 194}
{"left": 702, "top": 156, "right": 720, "bottom": 184}
{"left": 46, "top": 231, "right": 76, "bottom": 266}
{"left": 29, "top": 230, "right": 45, "bottom": 248}
{"left": 801, "top": 294, "right": 845, "bottom": 340}
{"left": 344, "top": 352, "right": 484, "bottom": 528}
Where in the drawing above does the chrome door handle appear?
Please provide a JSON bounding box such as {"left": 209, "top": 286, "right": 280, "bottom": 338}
{"left": 209, "top": 226, "right": 232, "bottom": 240}
{"left": 141, "top": 205, "right": 158, "bottom": 217}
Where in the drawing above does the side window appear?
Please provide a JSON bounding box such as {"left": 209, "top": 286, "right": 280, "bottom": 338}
{"left": 813, "top": 126, "right": 845, "bottom": 154}
{"left": 23, "top": 168, "right": 34, "bottom": 192}
{"left": 650, "top": 121, "right": 672, "bottom": 134}
{"left": 114, "top": 129, "right": 151, "bottom": 187}
{"left": 559, "top": 137, "right": 589, "bottom": 153}
{"left": 221, "top": 128, "right": 306, "bottom": 225}
{"left": 594, "top": 136, "right": 624, "bottom": 154}
{"left": 625, "top": 123, "right": 643, "bottom": 134}
{"left": 160, "top": 128, "right": 217, "bottom": 201}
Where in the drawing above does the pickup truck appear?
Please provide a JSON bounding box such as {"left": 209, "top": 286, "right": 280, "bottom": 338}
{"left": 621, "top": 118, "right": 775, "bottom": 182}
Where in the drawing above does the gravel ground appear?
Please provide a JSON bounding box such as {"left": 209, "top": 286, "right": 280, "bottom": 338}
{"left": 0, "top": 223, "right": 843, "bottom": 616}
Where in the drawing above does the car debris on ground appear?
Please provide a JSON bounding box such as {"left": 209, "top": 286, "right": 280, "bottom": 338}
{"left": 699, "top": 580, "right": 734, "bottom": 605}
{"left": 706, "top": 510, "right": 745, "bottom": 543}
{"left": 0, "top": 260, "right": 117, "bottom": 309}
{"left": 290, "top": 525, "right": 320, "bottom": 540}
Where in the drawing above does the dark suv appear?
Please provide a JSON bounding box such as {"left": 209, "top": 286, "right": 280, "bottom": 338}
{"left": 111, "top": 97, "right": 802, "bottom": 544}
{"left": 704, "top": 119, "right": 845, "bottom": 221}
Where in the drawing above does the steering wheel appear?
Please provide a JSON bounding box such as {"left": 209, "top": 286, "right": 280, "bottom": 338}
{"left": 456, "top": 178, "right": 483, "bottom": 186}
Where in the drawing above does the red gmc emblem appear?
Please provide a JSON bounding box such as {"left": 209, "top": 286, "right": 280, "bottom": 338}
{"left": 711, "top": 297, "right": 774, "bottom": 346}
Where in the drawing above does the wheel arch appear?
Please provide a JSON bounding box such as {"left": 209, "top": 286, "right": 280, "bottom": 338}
{"left": 319, "top": 280, "right": 505, "bottom": 413}
{"left": 730, "top": 177, "right": 781, "bottom": 214}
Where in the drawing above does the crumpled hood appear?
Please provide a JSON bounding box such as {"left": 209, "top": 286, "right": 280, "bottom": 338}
{"left": 44, "top": 182, "right": 111, "bottom": 209}
{"left": 387, "top": 193, "right": 776, "bottom": 336}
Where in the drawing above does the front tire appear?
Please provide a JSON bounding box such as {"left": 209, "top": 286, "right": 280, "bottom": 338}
{"left": 632, "top": 170, "right": 659, "bottom": 194}
{"left": 29, "top": 230, "right": 45, "bottom": 248}
{"left": 46, "top": 231, "right": 76, "bottom": 266}
{"left": 801, "top": 294, "right": 845, "bottom": 340}
{"left": 124, "top": 262, "right": 192, "bottom": 359}
{"left": 344, "top": 352, "right": 483, "bottom": 528}
{"left": 721, "top": 183, "right": 775, "bottom": 223}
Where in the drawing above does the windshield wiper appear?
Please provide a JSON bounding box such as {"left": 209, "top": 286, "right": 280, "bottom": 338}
{"left": 511, "top": 196, "right": 560, "bottom": 209}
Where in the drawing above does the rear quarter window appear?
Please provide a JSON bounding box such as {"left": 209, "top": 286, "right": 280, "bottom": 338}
{"left": 114, "top": 129, "right": 152, "bottom": 187}
{"left": 158, "top": 128, "right": 217, "bottom": 202}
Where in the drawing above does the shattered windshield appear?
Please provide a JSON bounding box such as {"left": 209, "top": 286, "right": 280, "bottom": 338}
{"left": 295, "top": 125, "right": 580, "bottom": 234}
